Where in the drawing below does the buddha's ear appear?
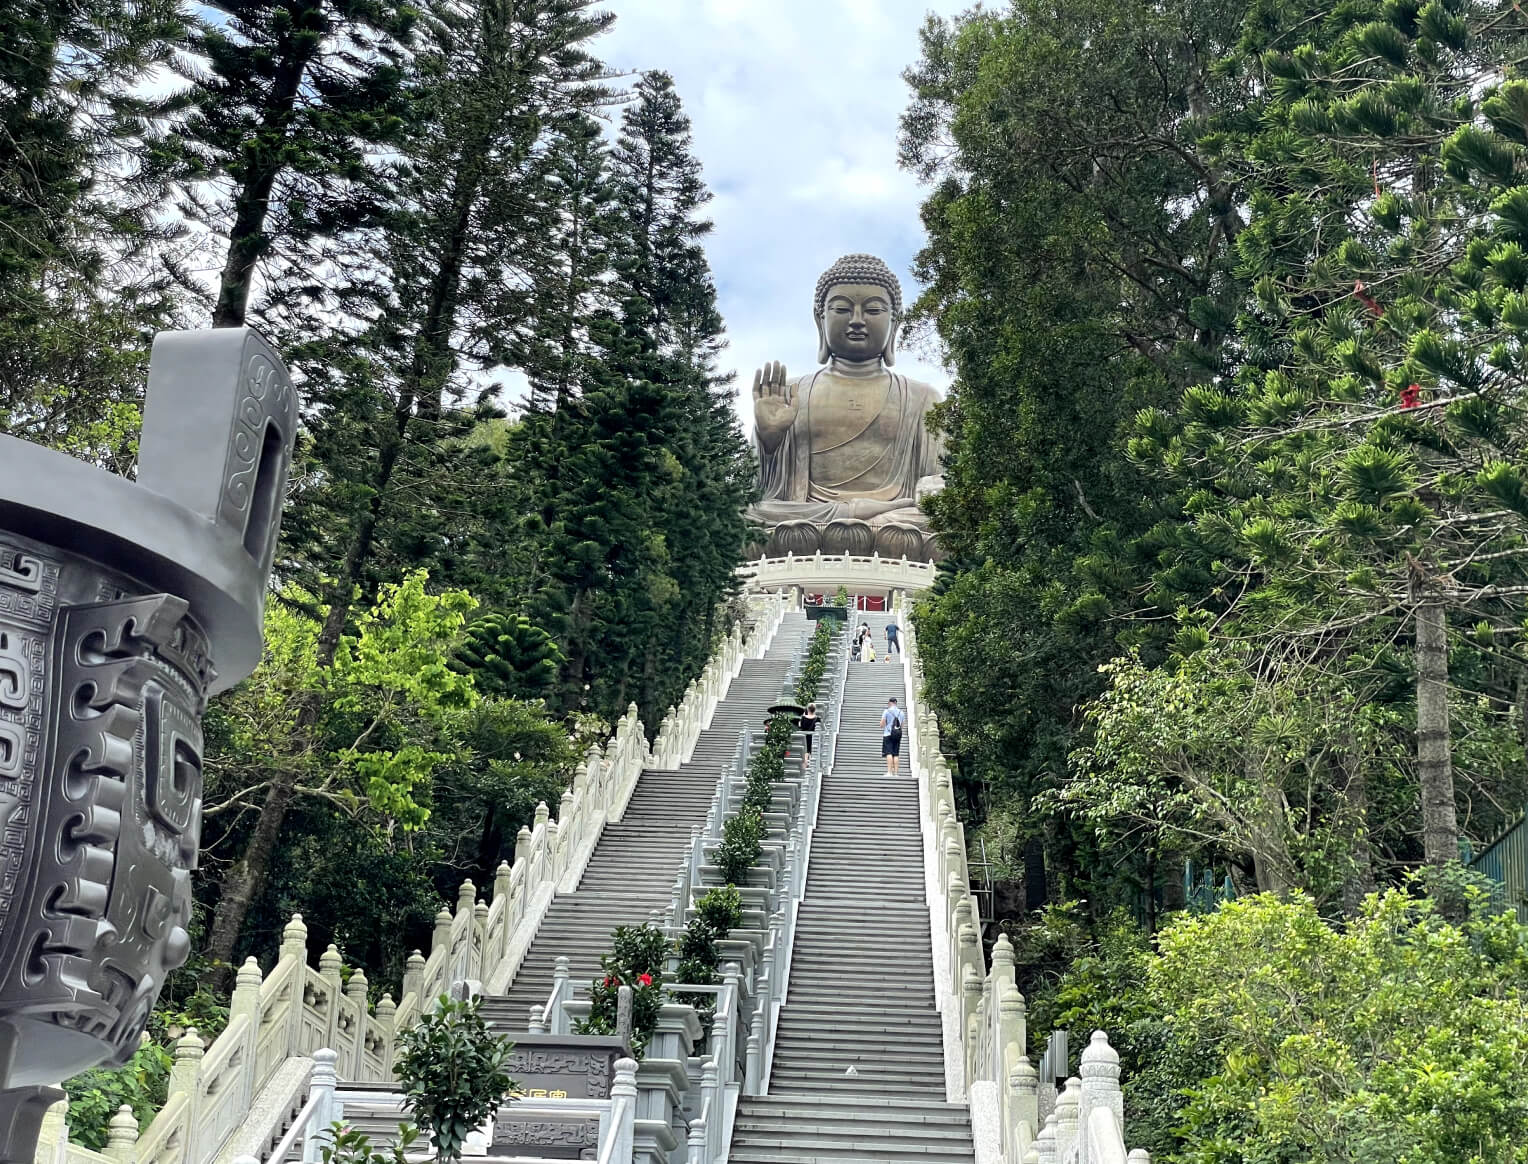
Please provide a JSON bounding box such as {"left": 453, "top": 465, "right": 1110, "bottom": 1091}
{"left": 883, "top": 318, "right": 900, "bottom": 367}
{"left": 816, "top": 315, "right": 830, "bottom": 364}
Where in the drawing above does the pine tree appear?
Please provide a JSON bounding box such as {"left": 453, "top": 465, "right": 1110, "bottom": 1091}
{"left": 153, "top": 0, "right": 416, "bottom": 328}
{"left": 453, "top": 612, "right": 564, "bottom": 700}
{"left": 517, "top": 71, "right": 751, "bottom": 721}
{"left": 523, "top": 114, "right": 618, "bottom": 410}
{"left": 0, "top": 0, "right": 184, "bottom": 468}
{"left": 1129, "top": 0, "right": 1528, "bottom": 876}
{"left": 199, "top": 0, "right": 615, "bottom": 982}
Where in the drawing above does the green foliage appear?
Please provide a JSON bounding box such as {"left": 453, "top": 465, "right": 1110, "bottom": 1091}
{"left": 452, "top": 613, "right": 564, "bottom": 700}
{"left": 62, "top": 1042, "right": 174, "bottom": 1152}
{"left": 1156, "top": 885, "right": 1528, "bottom": 1162}
{"left": 319, "top": 1123, "right": 420, "bottom": 1164}
{"left": 793, "top": 620, "right": 838, "bottom": 705}
{"left": 394, "top": 996, "right": 515, "bottom": 1164}
{"left": 1009, "top": 886, "right": 1528, "bottom": 1161}
{"left": 717, "top": 806, "right": 767, "bottom": 885}
{"left": 575, "top": 925, "right": 668, "bottom": 1056}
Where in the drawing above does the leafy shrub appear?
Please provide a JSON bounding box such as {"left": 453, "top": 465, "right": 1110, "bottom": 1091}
{"left": 63, "top": 1042, "right": 174, "bottom": 1152}
{"left": 394, "top": 995, "right": 516, "bottom": 1163}
{"left": 675, "top": 885, "right": 744, "bottom": 984}
{"left": 1024, "top": 877, "right": 1528, "bottom": 1162}
{"left": 575, "top": 924, "right": 667, "bottom": 1056}
{"left": 717, "top": 805, "right": 766, "bottom": 884}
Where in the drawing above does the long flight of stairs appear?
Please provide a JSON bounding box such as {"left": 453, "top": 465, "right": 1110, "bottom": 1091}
{"left": 730, "top": 613, "right": 976, "bottom": 1164}
{"left": 487, "top": 612, "right": 811, "bottom": 1026}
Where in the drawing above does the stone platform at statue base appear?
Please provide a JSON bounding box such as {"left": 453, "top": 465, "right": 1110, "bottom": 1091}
{"left": 738, "top": 550, "right": 937, "bottom": 599}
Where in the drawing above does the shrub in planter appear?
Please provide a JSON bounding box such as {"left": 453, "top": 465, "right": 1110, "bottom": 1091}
{"left": 718, "top": 806, "right": 766, "bottom": 884}
{"left": 395, "top": 995, "right": 516, "bottom": 1164}
{"left": 574, "top": 923, "right": 667, "bottom": 1056}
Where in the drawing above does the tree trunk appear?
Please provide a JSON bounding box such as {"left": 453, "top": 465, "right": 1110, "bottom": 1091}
{"left": 202, "top": 770, "right": 298, "bottom": 987}
{"left": 1416, "top": 601, "right": 1459, "bottom": 867}
{"left": 1246, "top": 752, "right": 1295, "bottom": 895}
{"left": 210, "top": 19, "right": 314, "bottom": 328}
{"left": 203, "top": 157, "right": 486, "bottom": 983}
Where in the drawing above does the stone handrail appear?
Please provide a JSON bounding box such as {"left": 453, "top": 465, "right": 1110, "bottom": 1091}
{"left": 651, "top": 593, "right": 787, "bottom": 769}
{"left": 33, "top": 602, "right": 796, "bottom": 1164}
{"left": 229, "top": 1056, "right": 641, "bottom": 1164}
{"left": 740, "top": 552, "right": 937, "bottom": 595}
{"left": 890, "top": 593, "right": 1149, "bottom": 1164}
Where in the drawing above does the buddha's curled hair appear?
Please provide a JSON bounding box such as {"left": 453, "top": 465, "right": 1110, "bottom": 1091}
{"left": 813, "top": 254, "right": 903, "bottom": 320}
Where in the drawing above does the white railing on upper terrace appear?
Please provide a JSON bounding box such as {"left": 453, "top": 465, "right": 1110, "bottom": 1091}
{"left": 30, "top": 593, "right": 794, "bottom": 1164}
{"left": 741, "top": 552, "right": 937, "bottom": 594}
{"left": 893, "top": 592, "right": 1151, "bottom": 1164}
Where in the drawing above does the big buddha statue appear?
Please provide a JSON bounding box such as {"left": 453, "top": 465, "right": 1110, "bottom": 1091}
{"left": 749, "top": 253, "right": 944, "bottom": 561}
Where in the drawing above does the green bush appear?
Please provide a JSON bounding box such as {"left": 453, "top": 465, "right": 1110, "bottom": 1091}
{"left": 574, "top": 924, "right": 667, "bottom": 1056}
{"left": 717, "top": 805, "right": 766, "bottom": 884}
{"left": 394, "top": 995, "right": 515, "bottom": 1164}
{"left": 63, "top": 1042, "right": 174, "bottom": 1152}
{"left": 1022, "top": 876, "right": 1528, "bottom": 1162}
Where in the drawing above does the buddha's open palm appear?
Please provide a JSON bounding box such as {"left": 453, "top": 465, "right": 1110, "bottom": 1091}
{"left": 752, "top": 361, "right": 798, "bottom": 437}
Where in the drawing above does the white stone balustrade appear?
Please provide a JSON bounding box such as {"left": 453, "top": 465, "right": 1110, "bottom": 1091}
{"left": 891, "top": 593, "right": 1149, "bottom": 1164}
{"left": 652, "top": 594, "right": 787, "bottom": 770}
{"left": 740, "top": 552, "right": 937, "bottom": 596}
{"left": 32, "top": 603, "right": 800, "bottom": 1164}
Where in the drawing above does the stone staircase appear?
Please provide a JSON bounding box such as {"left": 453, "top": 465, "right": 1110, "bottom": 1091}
{"left": 731, "top": 613, "right": 975, "bottom": 1163}
{"left": 486, "top": 612, "right": 811, "bottom": 1027}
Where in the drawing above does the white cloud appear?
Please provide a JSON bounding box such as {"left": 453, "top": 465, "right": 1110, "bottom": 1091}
{"left": 596, "top": 1, "right": 967, "bottom": 431}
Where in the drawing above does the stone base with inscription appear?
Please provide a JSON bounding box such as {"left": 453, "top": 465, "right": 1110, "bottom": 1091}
{"left": 491, "top": 1035, "right": 629, "bottom": 1160}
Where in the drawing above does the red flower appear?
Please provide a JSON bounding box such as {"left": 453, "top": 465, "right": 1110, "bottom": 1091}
{"left": 638, "top": 973, "right": 653, "bottom": 986}
{"left": 1400, "top": 383, "right": 1422, "bottom": 409}
{"left": 603, "top": 975, "right": 617, "bottom": 988}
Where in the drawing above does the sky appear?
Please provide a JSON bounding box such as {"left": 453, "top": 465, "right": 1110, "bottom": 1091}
{"left": 595, "top": 1, "right": 970, "bottom": 431}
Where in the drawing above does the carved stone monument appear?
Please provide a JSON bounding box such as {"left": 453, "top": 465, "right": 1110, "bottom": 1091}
{"left": 491, "top": 1034, "right": 629, "bottom": 1160}
{"left": 749, "top": 253, "right": 945, "bottom": 561}
{"left": 0, "top": 328, "right": 296, "bottom": 1161}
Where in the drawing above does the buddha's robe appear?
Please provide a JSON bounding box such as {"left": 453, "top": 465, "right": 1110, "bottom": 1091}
{"left": 751, "top": 367, "right": 944, "bottom": 527}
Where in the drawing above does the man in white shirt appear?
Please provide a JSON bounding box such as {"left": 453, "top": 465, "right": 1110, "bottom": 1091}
{"left": 880, "top": 696, "right": 906, "bottom": 775}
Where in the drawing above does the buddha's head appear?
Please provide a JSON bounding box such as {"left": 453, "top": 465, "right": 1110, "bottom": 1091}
{"left": 813, "top": 253, "right": 902, "bottom": 366}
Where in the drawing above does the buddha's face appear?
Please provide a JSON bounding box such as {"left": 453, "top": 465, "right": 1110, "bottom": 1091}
{"left": 821, "top": 282, "right": 895, "bottom": 362}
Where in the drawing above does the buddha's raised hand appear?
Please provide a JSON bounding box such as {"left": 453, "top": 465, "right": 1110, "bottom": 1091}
{"left": 752, "top": 361, "right": 797, "bottom": 449}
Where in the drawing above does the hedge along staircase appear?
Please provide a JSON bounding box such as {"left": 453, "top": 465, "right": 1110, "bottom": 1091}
{"left": 730, "top": 612, "right": 976, "bottom": 1164}
{"left": 483, "top": 610, "right": 812, "bottom": 1028}
{"left": 27, "top": 595, "right": 796, "bottom": 1164}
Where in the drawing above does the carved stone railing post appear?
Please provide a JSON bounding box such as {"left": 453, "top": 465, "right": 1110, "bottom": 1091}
{"left": 169, "top": 1030, "right": 205, "bottom": 1161}
{"left": 229, "top": 956, "right": 263, "bottom": 1112}
{"left": 104, "top": 1105, "right": 139, "bottom": 1164}
{"left": 0, "top": 327, "right": 295, "bottom": 1162}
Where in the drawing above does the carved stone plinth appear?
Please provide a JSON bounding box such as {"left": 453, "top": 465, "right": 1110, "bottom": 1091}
{"left": 492, "top": 1035, "right": 629, "bottom": 1160}
{"left": 0, "top": 328, "right": 295, "bottom": 1162}
{"left": 759, "top": 517, "right": 942, "bottom": 563}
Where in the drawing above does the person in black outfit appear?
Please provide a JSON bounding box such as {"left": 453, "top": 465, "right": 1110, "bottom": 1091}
{"left": 799, "top": 702, "right": 819, "bottom": 757}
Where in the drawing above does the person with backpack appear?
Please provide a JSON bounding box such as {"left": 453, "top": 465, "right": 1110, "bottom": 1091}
{"left": 880, "top": 696, "right": 905, "bottom": 775}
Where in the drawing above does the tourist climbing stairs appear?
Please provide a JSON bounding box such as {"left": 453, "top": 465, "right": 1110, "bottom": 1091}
{"left": 728, "top": 613, "right": 975, "bottom": 1163}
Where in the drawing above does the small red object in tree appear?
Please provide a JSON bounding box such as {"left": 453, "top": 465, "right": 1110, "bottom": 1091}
{"left": 637, "top": 973, "right": 653, "bottom": 986}
{"left": 1400, "top": 384, "right": 1422, "bottom": 409}
{"left": 1353, "top": 280, "right": 1384, "bottom": 317}
{"left": 603, "top": 975, "right": 617, "bottom": 987}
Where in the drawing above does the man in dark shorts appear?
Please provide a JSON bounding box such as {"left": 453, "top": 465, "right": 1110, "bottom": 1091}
{"left": 880, "top": 696, "right": 905, "bottom": 774}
